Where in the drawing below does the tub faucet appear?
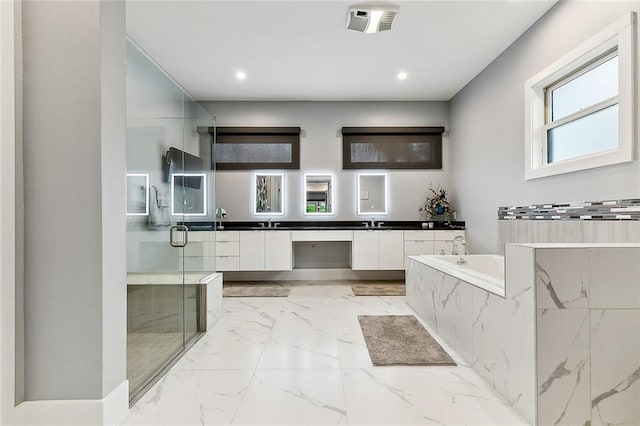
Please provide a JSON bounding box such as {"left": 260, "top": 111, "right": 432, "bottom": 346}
{"left": 453, "top": 236, "right": 467, "bottom": 264}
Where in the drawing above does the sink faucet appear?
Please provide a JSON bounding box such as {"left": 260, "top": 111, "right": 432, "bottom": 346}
{"left": 452, "top": 236, "right": 467, "bottom": 264}
{"left": 370, "top": 218, "right": 376, "bottom": 228}
{"left": 267, "top": 218, "right": 272, "bottom": 228}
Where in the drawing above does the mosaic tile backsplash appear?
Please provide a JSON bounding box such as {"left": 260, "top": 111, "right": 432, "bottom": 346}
{"left": 498, "top": 199, "right": 640, "bottom": 221}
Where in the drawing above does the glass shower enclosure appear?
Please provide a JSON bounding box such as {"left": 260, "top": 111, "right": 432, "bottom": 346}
{"left": 125, "top": 39, "right": 216, "bottom": 402}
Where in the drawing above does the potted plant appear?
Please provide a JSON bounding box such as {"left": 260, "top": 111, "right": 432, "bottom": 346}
{"left": 419, "top": 186, "right": 451, "bottom": 221}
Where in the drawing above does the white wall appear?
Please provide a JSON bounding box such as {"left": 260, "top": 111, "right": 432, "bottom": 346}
{"left": 21, "top": 0, "right": 127, "bottom": 402}
{"left": 203, "top": 101, "right": 450, "bottom": 221}
{"left": 450, "top": 1, "right": 640, "bottom": 254}
{"left": 1, "top": 1, "right": 17, "bottom": 423}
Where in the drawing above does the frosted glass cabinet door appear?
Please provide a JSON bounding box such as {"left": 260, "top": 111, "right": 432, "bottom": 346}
{"left": 378, "top": 230, "right": 404, "bottom": 270}
{"left": 352, "top": 231, "right": 379, "bottom": 270}
{"left": 265, "top": 231, "right": 292, "bottom": 271}
{"left": 239, "top": 231, "right": 266, "bottom": 271}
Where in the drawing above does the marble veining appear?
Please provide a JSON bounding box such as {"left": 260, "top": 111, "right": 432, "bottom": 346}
{"left": 123, "top": 284, "right": 527, "bottom": 426}
{"left": 408, "top": 244, "right": 640, "bottom": 426}
{"left": 535, "top": 247, "right": 640, "bottom": 426}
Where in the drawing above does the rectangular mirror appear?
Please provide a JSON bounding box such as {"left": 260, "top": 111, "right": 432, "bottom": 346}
{"left": 255, "top": 173, "right": 284, "bottom": 215}
{"left": 171, "top": 173, "right": 207, "bottom": 216}
{"left": 126, "top": 173, "right": 149, "bottom": 216}
{"left": 304, "top": 173, "right": 334, "bottom": 215}
{"left": 358, "top": 173, "right": 388, "bottom": 215}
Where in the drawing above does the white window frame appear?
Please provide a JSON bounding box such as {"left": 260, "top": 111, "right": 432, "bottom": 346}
{"left": 524, "top": 12, "right": 636, "bottom": 180}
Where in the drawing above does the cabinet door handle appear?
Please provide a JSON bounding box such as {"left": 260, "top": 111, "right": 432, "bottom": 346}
{"left": 170, "top": 225, "right": 189, "bottom": 247}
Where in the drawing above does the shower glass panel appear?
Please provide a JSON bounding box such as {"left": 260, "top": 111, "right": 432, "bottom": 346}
{"left": 125, "top": 39, "right": 215, "bottom": 403}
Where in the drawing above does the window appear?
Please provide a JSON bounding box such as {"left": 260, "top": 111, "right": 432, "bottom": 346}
{"left": 213, "top": 127, "right": 300, "bottom": 170}
{"left": 524, "top": 13, "right": 635, "bottom": 180}
{"left": 342, "top": 127, "right": 444, "bottom": 169}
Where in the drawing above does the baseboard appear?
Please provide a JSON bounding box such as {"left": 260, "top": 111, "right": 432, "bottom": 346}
{"left": 223, "top": 268, "right": 405, "bottom": 281}
{"left": 15, "top": 380, "right": 129, "bottom": 426}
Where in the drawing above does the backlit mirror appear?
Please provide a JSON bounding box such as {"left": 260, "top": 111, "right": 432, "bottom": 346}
{"left": 171, "top": 173, "right": 207, "bottom": 216}
{"left": 357, "top": 173, "right": 388, "bottom": 215}
{"left": 255, "top": 173, "right": 284, "bottom": 215}
{"left": 304, "top": 173, "right": 334, "bottom": 215}
{"left": 126, "top": 173, "right": 149, "bottom": 216}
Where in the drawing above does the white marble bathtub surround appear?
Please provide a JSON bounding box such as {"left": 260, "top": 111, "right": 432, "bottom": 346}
{"left": 535, "top": 249, "right": 589, "bottom": 309}
{"left": 471, "top": 286, "right": 535, "bottom": 421}
{"left": 590, "top": 309, "right": 640, "bottom": 425}
{"left": 589, "top": 248, "right": 640, "bottom": 309}
{"left": 533, "top": 245, "right": 640, "bottom": 426}
{"left": 536, "top": 309, "right": 590, "bottom": 426}
{"left": 406, "top": 260, "right": 474, "bottom": 362}
{"left": 407, "top": 245, "right": 536, "bottom": 424}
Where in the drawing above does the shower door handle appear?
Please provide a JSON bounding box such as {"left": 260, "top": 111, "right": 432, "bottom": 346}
{"left": 170, "top": 225, "right": 189, "bottom": 247}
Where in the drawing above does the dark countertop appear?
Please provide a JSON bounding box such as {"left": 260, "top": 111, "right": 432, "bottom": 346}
{"left": 180, "top": 220, "right": 465, "bottom": 232}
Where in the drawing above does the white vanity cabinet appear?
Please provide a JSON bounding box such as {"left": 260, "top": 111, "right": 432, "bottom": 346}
{"left": 434, "top": 230, "right": 465, "bottom": 255}
{"left": 352, "top": 230, "right": 379, "bottom": 270}
{"left": 352, "top": 230, "right": 404, "bottom": 270}
{"left": 215, "top": 231, "right": 240, "bottom": 271}
{"left": 265, "top": 230, "right": 292, "bottom": 270}
{"left": 239, "top": 231, "right": 265, "bottom": 271}
{"left": 403, "top": 229, "right": 465, "bottom": 266}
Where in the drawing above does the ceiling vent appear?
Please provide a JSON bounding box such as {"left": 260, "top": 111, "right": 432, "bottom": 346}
{"left": 346, "top": 5, "right": 399, "bottom": 34}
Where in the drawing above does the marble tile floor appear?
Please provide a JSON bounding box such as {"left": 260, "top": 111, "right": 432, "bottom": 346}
{"left": 122, "top": 285, "right": 528, "bottom": 426}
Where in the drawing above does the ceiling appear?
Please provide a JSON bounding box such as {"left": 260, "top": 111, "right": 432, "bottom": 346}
{"left": 126, "top": 1, "right": 557, "bottom": 101}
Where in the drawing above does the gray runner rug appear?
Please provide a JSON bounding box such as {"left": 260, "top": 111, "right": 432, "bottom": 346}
{"left": 223, "top": 285, "right": 290, "bottom": 297}
{"left": 351, "top": 284, "right": 406, "bottom": 296}
{"left": 358, "top": 315, "right": 456, "bottom": 366}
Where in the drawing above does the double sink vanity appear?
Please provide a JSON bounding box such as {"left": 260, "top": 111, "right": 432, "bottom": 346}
{"left": 183, "top": 221, "right": 466, "bottom": 272}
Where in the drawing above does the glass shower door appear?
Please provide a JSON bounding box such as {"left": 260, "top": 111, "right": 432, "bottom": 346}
{"left": 126, "top": 39, "right": 194, "bottom": 403}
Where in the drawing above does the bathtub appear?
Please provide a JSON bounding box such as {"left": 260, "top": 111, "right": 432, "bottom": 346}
{"left": 411, "top": 254, "right": 505, "bottom": 296}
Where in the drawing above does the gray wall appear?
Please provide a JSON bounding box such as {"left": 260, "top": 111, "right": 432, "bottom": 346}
{"left": 22, "top": 0, "right": 126, "bottom": 400}
{"left": 203, "top": 101, "right": 450, "bottom": 221}
{"left": 450, "top": 1, "right": 640, "bottom": 254}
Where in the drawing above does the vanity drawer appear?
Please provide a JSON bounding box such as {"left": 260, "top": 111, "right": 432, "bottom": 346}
{"left": 215, "top": 256, "right": 239, "bottom": 271}
{"left": 434, "top": 230, "right": 465, "bottom": 241}
{"left": 216, "top": 241, "right": 240, "bottom": 256}
{"left": 404, "top": 230, "right": 435, "bottom": 241}
{"left": 216, "top": 231, "right": 240, "bottom": 242}
{"left": 404, "top": 240, "right": 434, "bottom": 256}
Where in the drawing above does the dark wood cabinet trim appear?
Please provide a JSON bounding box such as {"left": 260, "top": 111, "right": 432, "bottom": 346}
{"left": 341, "top": 126, "right": 444, "bottom": 135}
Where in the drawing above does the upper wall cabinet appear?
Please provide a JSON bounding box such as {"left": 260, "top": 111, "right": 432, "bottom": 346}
{"left": 342, "top": 126, "right": 444, "bottom": 169}
{"left": 213, "top": 127, "right": 300, "bottom": 170}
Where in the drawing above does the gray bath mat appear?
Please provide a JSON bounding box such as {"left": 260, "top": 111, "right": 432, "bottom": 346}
{"left": 352, "top": 284, "right": 405, "bottom": 296}
{"left": 223, "top": 285, "right": 290, "bottom": 297}
{"left": 358, "top": 315, "right": 456, "bottom": 366}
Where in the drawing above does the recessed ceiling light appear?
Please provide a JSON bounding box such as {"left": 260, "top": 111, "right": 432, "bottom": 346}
{"left": 397, "top": 71, "right": 408, "bottom": 81}
{"left": 235, "top": 71, "right": 246, "bottom": 81}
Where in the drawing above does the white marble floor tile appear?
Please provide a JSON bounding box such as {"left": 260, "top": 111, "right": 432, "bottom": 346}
{"left": 337, "top": 331, "right": 372, "bottom": 368}
{"left": 231, "top": 369, "right": 347, "bottom": 425}
{"left": 173, "top": 334, "right": 267, "bottom": 370}
{"left": 257, "top": 331, "right": 341, "bottom": 369}
{"left": 342, "top": 367, "right": 463, "bottom": 425}
{"left": 123, "top": 369, "right": 254, "bottom": 426}
{"left": 126, "top": 285, "right": 530, "bottom": 426}
{"left": 209, "top": 311, "right": 279, "bottom": 336}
